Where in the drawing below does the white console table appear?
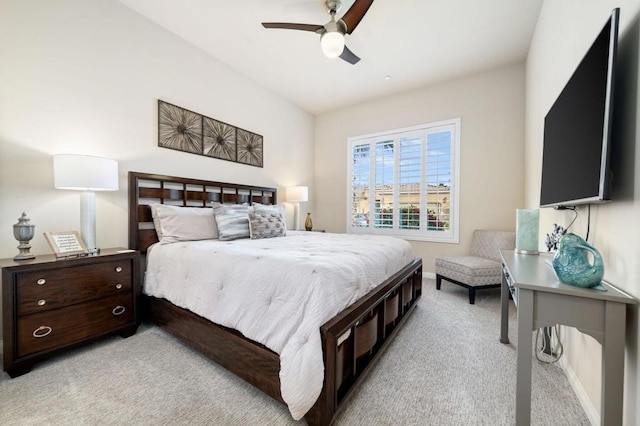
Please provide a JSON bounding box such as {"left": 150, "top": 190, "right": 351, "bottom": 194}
{"left": 500, "top": 250, "right": 636, "bottom": 425}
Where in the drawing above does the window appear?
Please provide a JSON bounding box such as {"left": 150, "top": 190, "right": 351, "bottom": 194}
{"left": 347, "top": 119, "right": 460, "bottom": 242}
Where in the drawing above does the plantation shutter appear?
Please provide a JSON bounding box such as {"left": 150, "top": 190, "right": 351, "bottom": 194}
{"left": 347, "top": 119, "right": 459, "bottom": 242}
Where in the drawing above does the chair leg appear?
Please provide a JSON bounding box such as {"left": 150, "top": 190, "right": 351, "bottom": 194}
{"left": 469, "top": 287, "right": 476, "bottom": 304}
{"left": 436, "top": 274, "right": 442, "bottom": 290}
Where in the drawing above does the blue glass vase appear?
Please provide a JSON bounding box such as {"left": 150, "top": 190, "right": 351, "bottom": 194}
{"left": 552, "top": 233, "right": 605, "bottom": 290}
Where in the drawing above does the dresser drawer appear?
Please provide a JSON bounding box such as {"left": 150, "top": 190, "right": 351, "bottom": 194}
{"left": 16, "top": 293, "right": 134, "bottom": 357}
{"left": 16, "top": 260, "right": 132, "bottom": 316}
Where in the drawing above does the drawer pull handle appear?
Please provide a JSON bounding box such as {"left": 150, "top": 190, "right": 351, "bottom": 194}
{"left": 112, "top": 305, "right": 126, "bottom": 316}
{"left": 115, "top": 267, "right": 122, "bottom": 273}
{"left": 37, "top": 299, "right": 46, "bottom": 306}
{"left": 33, "top": 326, "right": 52, "bottom": 338}
{"left": 37, "top": 278, "right": 46, "bottom": 285}
{"left": 115, "top": 283, "right": 123, "bottom": 290}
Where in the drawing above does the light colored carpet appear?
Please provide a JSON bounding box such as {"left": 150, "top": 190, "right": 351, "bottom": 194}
{"left": 0, "top": 279, "right": 589, "bottom": 425}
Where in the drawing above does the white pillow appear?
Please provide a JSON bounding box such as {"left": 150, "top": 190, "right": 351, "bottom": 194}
{"left": 212, "top": 202, "right": 248, "bottom": 213}
{"left": 150, "top": 204, "right": 218, "bottom": 244}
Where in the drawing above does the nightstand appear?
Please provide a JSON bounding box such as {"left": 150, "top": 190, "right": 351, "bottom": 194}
{"left": 1, "top": 248, "right": 140, "bottom": 377}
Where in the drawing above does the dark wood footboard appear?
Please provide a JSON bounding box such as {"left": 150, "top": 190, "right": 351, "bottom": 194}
{"left": 310, "top": 257, "right": 422, "bottom": 425}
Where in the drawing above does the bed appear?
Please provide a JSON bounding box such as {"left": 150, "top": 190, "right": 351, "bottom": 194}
{"left": 128, "top": 172, "right": 423, "bottom": 425}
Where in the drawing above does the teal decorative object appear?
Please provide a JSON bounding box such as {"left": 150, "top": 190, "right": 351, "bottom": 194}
{"left": 515, "top": 209, "right": 539, "bottom": 254}
{"left": 552, "top": 233, "right": 605, "bottom": 290}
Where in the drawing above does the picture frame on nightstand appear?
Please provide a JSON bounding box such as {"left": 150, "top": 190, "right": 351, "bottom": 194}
{"left": 44, "top": 231, "right": 89, "bottom": 258}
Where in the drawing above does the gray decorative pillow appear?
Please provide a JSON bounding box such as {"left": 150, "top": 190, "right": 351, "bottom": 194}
{"left": 252, "top": 203, "right": 287, "bottom": 230}
{"left": 249, "top": 211, "right": 286, "bottom": 239}
{"left": 212, "top": 203, "right": 250, "bottom": 241}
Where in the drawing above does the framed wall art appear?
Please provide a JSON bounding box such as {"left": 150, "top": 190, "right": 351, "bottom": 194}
{"left": 237, "top": 128, "right": 263, "bottom": 167}
{"left": 157, "top": 100, "right": 263, "bottom": 168}
{"left": 158, "top": 101, "right": 203, "bottom": 155}
{"left": 203, "top": 116, "right": 237, "bottom": 162}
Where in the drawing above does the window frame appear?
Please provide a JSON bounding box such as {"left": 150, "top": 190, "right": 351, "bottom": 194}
{"left": 346, "top": 118, "right": 460, "bottom": 243}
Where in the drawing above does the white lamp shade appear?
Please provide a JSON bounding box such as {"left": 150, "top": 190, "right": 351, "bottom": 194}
{"left": 320, "top": 31, "right": 345, "bottom": 58}
{"left": 54, "top": 154, "right": 119, "bottom": 191}
{"left": 286, "top": 186, "right": 308, "bottom": 203}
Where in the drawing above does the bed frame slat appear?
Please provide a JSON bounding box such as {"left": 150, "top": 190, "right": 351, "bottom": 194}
{"left": 137, "top": 205, "right": 152, "bottom": 222}
{"left": 139, "top": 230, "right": 159, "bottom": 253}
{"left": 184, "top": 191, "right": 217, "bottom": 203}
{"left": 253, "top": 195, "right": 271, "bottom": 204}
{"left": 139, "top": 187, "right": 186, "bottom": 201}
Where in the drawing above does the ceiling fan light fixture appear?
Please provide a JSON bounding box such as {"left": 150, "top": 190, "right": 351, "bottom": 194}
{"left": 320, "top": 31, "right": 345, "bottom": 58}
{"left": 262, "top": 0, "right": 371, "bottom": 64}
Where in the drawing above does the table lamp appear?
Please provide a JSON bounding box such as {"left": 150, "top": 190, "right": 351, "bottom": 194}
{"left": 53, "top": 154, "right": 119, "bottom": 254}
{"left": 286, "top": 186, "right": 308, "bottom": 231}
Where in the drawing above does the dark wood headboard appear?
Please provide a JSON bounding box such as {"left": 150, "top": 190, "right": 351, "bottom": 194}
{"left": 128, "top": 172, "right": 277, "bottom": 253}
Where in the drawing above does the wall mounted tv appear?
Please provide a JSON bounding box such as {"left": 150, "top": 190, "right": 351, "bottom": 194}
{"left": 539, "top": 8, "right": 619, "bottom": 208}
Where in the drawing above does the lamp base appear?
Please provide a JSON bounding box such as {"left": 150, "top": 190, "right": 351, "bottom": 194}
{"left": 80, "top": 191, "right": 97, "bottom": 251}
{"left": 515, "top": 249, "right": 539, "bottom": 255}
{"left": 293, "top": 202, "right": 300, "bottom": 231}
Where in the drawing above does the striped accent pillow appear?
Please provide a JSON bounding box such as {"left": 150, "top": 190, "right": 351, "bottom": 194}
{"left": 212, "top": 203, "right": 250, "bottom": 241}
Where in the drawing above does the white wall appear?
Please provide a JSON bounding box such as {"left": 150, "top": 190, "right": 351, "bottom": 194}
{"left": 0, "top": 0, "right": 314, "bottom": 337}
{"left": 526, "top": 1, "right": 640, "bottom": 424}
{"left": 315, "top": 63, "right": 526, "bottom": 272}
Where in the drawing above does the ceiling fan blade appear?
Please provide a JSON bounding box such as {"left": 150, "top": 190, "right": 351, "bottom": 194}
{"left": 340, "top": 0, "right": 374, "bottom": 34}
{"left": 262, "top": 22, "right": 324, "bottom": 33}
{"left": 339, "top": 45, "right": 360, "bottom": 65}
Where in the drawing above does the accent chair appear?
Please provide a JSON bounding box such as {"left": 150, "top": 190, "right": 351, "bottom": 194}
{"left": 435, "top": 230, "right": 516, "bottom": 304}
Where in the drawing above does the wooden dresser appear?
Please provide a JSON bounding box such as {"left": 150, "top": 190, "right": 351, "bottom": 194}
{"left": 1, "top": 248, "right": 140, "bottom": 377}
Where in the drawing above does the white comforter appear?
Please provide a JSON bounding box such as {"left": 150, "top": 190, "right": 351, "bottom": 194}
{"left": 144, "top": 231, "right": 414, "bottom": 420}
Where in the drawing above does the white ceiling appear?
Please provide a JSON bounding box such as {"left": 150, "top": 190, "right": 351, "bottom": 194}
{"left": 117, "top": 0, "right": 543, "bottom": 115}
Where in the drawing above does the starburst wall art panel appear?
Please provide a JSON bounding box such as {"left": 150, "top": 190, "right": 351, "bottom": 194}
{"left": 158, "top": 101, "right": 202, "bottom": 155}
{"left": 158, "top": 100, "right": 263, "bottom": 168}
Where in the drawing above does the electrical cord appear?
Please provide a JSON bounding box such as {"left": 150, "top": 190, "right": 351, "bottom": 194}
{"left": 564, "top": 206, "right": 578, "bottom": 232}
{"left": 586, "top": 204, "right": 591, "bottom": 241}
{"left": 536, "top": 204, "right": 592, "bottom": 364}
{"left": 535, "top": 325, "right": 563, "bottom": 364}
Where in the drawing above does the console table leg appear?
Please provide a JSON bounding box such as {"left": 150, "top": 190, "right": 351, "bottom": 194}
{"left": 500, "top": 272, "right": 510, "bottom": 344}
{"left": 602, "top": 301, "right": 625, "bottom": 425}
{"left": 515, "top": 289, "right": 533, "bottom": 426}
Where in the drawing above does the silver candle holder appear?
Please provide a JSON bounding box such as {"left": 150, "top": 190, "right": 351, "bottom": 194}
{"left": 13, "top": 212, "right": 36, "bottom": 260}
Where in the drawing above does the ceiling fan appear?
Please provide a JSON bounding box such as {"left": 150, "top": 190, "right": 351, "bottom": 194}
{"left": 262, "top": 0, "right": 374, "bottom": 65}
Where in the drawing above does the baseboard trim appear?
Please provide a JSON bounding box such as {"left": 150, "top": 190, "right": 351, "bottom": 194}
{"left": 559, "top": 356, "right": 600, "bottom": 426}
{"left": 423, "top": 272, "right": 436, "bottom": 280}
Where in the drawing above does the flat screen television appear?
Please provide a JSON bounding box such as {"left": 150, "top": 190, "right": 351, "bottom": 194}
{"left": 539, "top": 8, "right": 619, "bottom": 208}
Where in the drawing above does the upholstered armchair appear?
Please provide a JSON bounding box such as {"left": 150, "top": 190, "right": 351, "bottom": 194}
{"left": 435, "top": 230, "right": 516, "bottom": 304}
